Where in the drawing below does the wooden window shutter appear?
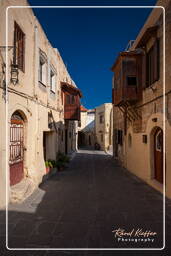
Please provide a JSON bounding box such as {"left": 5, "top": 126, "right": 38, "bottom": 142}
{"left": 153, "top": 39, "right": 160, "bottom": 82}
{"left": 14, "top": 22, "right": 25, "bottom": 71}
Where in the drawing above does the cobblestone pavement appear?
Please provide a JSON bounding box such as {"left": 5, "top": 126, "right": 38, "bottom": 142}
{"left": 0, "top": 150, "right": 171, "bottom": 256}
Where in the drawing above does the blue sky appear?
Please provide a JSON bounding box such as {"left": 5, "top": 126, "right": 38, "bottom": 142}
{"left": 28, "top": 0, "right": 157, "bottom": 109}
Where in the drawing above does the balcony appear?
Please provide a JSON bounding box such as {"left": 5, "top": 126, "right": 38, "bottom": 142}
{"left": 61, "top": 82, "right": 82, "bottom": 121}
{"left": 111, "top": 51, "right": 144, "bottom": 106}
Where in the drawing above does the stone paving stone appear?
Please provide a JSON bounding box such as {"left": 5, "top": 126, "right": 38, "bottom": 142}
{"left": 0, "top": 211, "right": 6, "bottom": 224}
{"left": 9, "top": 219, "right": 36, "bottom": 237}
{"left": 35, "top": 221, "right": 57, "bottom": 235}
{"left": 0, "top": 150, "right": 171, "bottom": 255}
{"left": 8, "top": 235, "right": 28, "bottom": 249}
{"left": 27, "top": 234, "right": 53, "bottom": 248}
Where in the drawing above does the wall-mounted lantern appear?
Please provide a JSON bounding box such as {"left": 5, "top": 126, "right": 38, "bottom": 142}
{"left": 10, "top": 63, "right": 18, "bottom": 85}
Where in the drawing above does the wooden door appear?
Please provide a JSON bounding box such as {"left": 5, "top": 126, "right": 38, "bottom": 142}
{"left": 10, "top": 116, "right": 24, "bottom": 186}
{"left": 154, "top": 128, "right": 163, "bottom": 184}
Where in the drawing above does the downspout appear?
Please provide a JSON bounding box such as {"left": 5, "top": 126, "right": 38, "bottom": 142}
{"left": 34, "top": 24, "right": 40, "bottom": 163}
{"left": 47, "top": 46, "right": 50, "bottom": 104}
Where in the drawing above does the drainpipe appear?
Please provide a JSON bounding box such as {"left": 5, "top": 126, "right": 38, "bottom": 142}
{"left": 47, "top": 47, "right": 50, "bottom": 103}
{"left": 34, "top": 24, "right": 40, "bottom": 163}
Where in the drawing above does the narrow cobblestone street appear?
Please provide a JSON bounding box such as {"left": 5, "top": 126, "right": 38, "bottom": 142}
{"left": 0, "top": 150, "right": 171, "bottom": 255}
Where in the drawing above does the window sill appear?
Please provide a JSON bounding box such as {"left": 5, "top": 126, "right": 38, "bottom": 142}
{"left": 50, "top": 90, "right": 55, "bottom": 94}
{"left": 39, "top": 81, "right": 46, "bottom": 87}
{"left": 18, "top": 67, "right": 25, "bottom": 73}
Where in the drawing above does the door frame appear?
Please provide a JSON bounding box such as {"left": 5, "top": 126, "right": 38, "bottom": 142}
{"left": 150, "top": 126, "right": 163, "bottom": 184}
{"left": 9, "top": 111, "right": 26, "bottom": 186}
{"left": 154, "top": 127, "right": 163, "bottom": 184}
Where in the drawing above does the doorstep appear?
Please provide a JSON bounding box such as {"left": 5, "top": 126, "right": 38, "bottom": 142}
{"left": 10, "top": 178, "right": 36, "bottom": 204}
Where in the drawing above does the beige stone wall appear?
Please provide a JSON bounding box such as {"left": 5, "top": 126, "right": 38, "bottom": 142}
{"left": 95, "top": 103, "right": 113, "bottom": 151}
{"left": 78, "top": 110, "right": 95, "bottom": 148}
{"left": 0, "top": 52, "right": 8, "bottom": 207}
{"left": 0, "top": 0, "right": 78, "bottom": 208}
{"left": 113, "top": 0, "right": 171, "bottom": 198}
{"left": 78, "top": 111, "right": 87, "bottom": 131}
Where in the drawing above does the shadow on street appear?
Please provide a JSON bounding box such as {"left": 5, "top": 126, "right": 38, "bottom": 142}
{"left": 0, "top": 150, "right": 171, "bottom": 255}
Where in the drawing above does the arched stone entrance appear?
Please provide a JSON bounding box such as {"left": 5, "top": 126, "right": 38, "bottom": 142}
{"left": 153, "top": 127, "right": 163, "bottom": 184}
{"left": 9, "top": 110, "right": 26, "bottom": 186}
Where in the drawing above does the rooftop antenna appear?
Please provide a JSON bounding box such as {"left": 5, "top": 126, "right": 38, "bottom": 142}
{"left": 125, "top": 40, "right": 135, "bottom": 51}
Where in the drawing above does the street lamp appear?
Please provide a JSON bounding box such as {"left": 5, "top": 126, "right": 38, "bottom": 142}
{"left": 10, "top": 63, "right": 18, "bottom": 85}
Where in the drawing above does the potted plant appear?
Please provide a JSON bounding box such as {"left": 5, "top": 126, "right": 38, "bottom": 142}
{"left": 56, "top": 160, "right": 65, "bottom": 172}
{"left": 56, "top": 152, "right": 70, "bottom": 171}
{"left": 45, "top": 160, "right": 53, "bottom": 174}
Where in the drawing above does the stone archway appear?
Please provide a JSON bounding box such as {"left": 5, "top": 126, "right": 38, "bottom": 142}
{"left": 9, "top": 110, "right": 26, "bottom": 186}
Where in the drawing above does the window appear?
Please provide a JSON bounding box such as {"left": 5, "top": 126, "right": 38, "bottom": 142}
{"left": 142, "top": 134, "right": 147, "bottom": 144}
{"left": 14, "top": 22, "right": 25, "bottom": 72}
{"left": 146, "top": 39, "right": 160, "bottom": 87}
{"left": 66, "top": 95, "right": 71, "bottom": 104}
{"left": 101, "top": 134, "right": 103, "bottom": 142}
{"left": 66, "top": 94, "right": 75, "bottom": 104}
{"left": 48, "top": 112, "right": 53, "bottom": 129}
{"left": 128, "top": 133, "right": 132, "bottom": 147}
{"left": 99, "top": 115, "right": 103, "bottom": 124}
{"left": 39, "top": 50, "right": 47, "bottom": 85}
{"left": 50, "top": 69, "right": 55, "bottom": 93}
{"left": 117, "top": 130, "right": 123, "bottom": 145}
{"left": 127, "top": 76, "right": 137, "bottom": 86}
{"left": 71, "top": 95, "right": 75, "bottom": 104}
{"left": 156, "top": 130, "right": 162, "bottom": 151}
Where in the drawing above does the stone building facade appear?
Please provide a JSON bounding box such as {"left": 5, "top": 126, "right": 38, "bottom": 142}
{"left": 0, "top": 0, "right": 81, "bottom": 208}
{"left": 112, "top": 0, "right": 171, "bottom": 198}
{"left": 95, "top": 103, "right": 113, "bottom": 152}
{"left": 78, "top": 106, "right": 95, "bottom": 148}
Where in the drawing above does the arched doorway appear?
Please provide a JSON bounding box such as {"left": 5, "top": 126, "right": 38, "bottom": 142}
{"left": 89, "top": 135, "right": 91, "bottom": 146}
{"left": 9, "top": 111, "right": 25, "bottom": 186}
{"left": 78, "top": 131, "right": 85, "bottom": 148}
{"left": 154, "top": 127, "right": 163, "bottom": 184}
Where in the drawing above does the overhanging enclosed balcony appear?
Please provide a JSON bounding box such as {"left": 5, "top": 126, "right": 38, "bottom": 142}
{"left": 111, "top": 50, "right": 144, "bottom": 107}
{"left": 61, "top": 82, "right": 82, "bottom": 121}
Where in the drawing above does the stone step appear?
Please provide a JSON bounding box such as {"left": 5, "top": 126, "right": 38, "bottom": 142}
{"left": 10, "top": 178, "right": 36, "bottom": 204}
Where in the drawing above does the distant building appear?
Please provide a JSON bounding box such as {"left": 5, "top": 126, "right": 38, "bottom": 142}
{"left": 78, "top": 106, "right": 95, "bottom": 148}
{"left": 95, "top": 103, "right": 113, "bottom": 152}
{"left": 111, "top": 0, "right": 171, "bottom": 198}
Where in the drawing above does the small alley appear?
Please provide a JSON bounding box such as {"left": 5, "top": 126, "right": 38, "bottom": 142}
{"left": 0, "top": 150, "right": 170, "bottom": 252}
{"left": 1, "top": 0, "right": 171, "bottom": 254}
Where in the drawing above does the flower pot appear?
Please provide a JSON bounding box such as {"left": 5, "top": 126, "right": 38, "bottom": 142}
{"left": 46, "top": 167, "right": 50, "bottom": 174}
